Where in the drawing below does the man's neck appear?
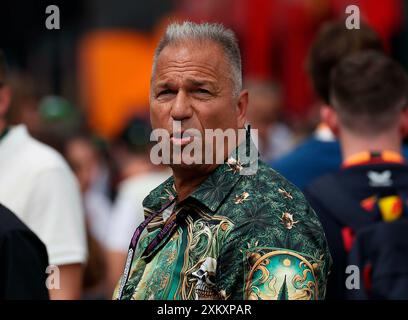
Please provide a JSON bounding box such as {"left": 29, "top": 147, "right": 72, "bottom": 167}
{"left": 172, "top": 163, "right": 219, "bottom": 202}
{"left": 340, "top": 130, "right": 402, "bottom": 160}
{"left": 171, "top": 128, "right": 245, "bottom": 202}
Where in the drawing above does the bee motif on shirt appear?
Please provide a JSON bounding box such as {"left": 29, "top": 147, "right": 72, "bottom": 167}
{"left": 280, "top": 212, "right": 299, "bottom": 230}
{"left": 234, "top": 192, "right": 250, "bottom": 204}
{"left": 227, "top": 157, "right": 243, "bottom": 174}
{"left": 278, "top": 188, "right": 293, "bottom": 200}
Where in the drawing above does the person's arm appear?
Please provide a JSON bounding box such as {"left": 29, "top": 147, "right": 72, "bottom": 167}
{"left": 0, "top": 230, "right": 49, "bottom": 299}
{"left": 48, "top": 264, "right": 84, "bottom": 300}
{"left": 106, "top": 251, "right": 127, "bottom": 297}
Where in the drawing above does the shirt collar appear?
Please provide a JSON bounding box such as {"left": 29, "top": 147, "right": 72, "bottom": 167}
{"left": 142, "top": 176, "right": 177, "bottom": 213}
{"left": 143, "top": 127, "right": 259, "bottom": 213}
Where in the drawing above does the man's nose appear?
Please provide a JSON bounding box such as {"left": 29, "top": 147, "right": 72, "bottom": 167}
{"left": 170, "top": 90, "right": 193, "bottom": 121}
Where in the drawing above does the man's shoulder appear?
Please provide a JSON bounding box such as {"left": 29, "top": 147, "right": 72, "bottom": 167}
{"left": 306, "top": 170, "right": 342, "bottom": 191}
{"left": 246, "top": 161, "right": 309, "bottom": 208}
{"left": 219, "top": 161, "right": 332, "bottom": 295}
{"left": 308, "top": 162, "right": 408, "bottom": 193}
{"left": 224, "top": 161, "right": 319, "bottom": 232}
{"left": 306, "top": 163, "right": 408, "bottom": 212}
{"left": 18, "top": 134, "right": 69, "bottom": 172}
{"left": 2, "top": 128, "right": 83, "bottom": 199}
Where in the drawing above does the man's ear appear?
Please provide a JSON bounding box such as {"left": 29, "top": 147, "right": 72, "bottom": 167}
{"left": 320, "top": 104, "right": 340, "bottom": 136}
{"left": 236, "top": 89, "right": 248, "bottom": 129}
{"left": 399, "top": 108, "right": 408, "bottom": 138}
{"left": 0, "top": 85, "right": 11, "bottom": 118}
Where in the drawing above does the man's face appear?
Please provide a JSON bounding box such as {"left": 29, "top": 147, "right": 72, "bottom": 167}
{"left": 150, "top": 40, "right": 247, "bottom": 171}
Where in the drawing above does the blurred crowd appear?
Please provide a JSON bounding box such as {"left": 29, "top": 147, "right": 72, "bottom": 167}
{"left": 1, "top": 0, "right": 408, "bottom": 299}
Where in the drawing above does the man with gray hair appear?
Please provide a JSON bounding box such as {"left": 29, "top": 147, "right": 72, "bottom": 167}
{"left": 114, "top": 21, "right": 331, "bottom": 300}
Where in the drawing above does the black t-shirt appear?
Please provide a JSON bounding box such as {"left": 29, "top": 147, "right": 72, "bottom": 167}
{"left": 0, "top": 203, "right": 49, "bottom": 299}
{"left": 305, "top": 162, "right": 408, "bottom": 299}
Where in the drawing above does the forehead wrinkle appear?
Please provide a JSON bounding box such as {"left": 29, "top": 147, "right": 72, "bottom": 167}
{"left": 156, "top": 62, "right": 220, "bottom": 81}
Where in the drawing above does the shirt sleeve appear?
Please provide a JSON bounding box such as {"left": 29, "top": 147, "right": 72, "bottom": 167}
{"left": 216, "top": 204, "right": 332, "bottom": 300}
{"left": 25, "top": 166, "right": 88, "bottom": 266}
{"left": 0, "top": 230, "right": 49, "bottom": 299}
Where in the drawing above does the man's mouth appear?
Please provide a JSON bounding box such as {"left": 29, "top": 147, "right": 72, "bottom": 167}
{"left": 170, "top": 131, "right": 195, "bottom": 146}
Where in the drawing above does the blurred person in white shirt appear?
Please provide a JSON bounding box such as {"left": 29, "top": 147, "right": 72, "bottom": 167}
{"left": 0, "top": 49, "right": 87, "bottom": 299}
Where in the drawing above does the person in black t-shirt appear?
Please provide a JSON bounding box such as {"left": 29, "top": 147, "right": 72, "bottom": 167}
{"left": 306, "top": 51, "right": 408, "bottom": 300}
{"left": 0, "top": 203, "right": 49, "bottom": 299}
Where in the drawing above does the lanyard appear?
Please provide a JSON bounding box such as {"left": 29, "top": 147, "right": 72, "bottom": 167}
{"left": 117, "top": 198, "right": 176, "bottom": 300}
{"left": 140, "top": 205, "right": 188, "bottom": 260}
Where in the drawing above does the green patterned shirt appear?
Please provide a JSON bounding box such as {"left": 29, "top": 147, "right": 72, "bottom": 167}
{"left": 114, "top": 136, "right": 331, "bottom": 300}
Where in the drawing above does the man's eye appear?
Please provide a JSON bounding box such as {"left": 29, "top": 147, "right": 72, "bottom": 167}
{"left": 157, "top": 89, "right": 175, "bottom": 97}
{"left": 196, "top": 88, "right": 211, "bottom": 95}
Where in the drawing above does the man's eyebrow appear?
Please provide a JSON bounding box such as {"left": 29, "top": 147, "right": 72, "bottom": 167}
{"left": 154, "top": 81, "right": 174, "bottom": 89}
{"left": 155, "top": 78, "right": 217, "bottom": 88}
{"left": 185, "top": 78, "right": 216, "bottom": 87}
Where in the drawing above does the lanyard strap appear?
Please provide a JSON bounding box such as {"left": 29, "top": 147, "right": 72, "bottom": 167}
{"left": 117, "top": 198, "right": 176, "bottom": 300}
{"left": 141, "top": 206, "right": 188, "bottom": 260}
